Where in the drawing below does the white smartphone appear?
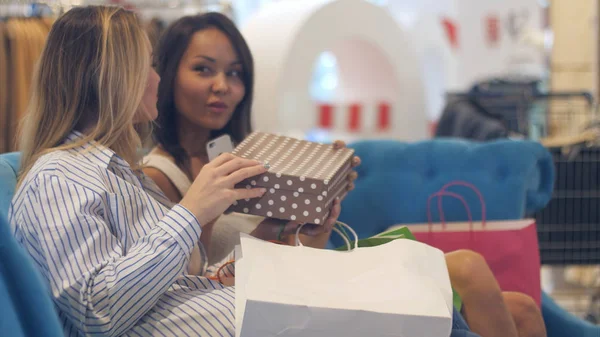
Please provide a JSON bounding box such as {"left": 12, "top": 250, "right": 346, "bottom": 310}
{"left": 207, "top": 134, "right": 235, "bottom": 162}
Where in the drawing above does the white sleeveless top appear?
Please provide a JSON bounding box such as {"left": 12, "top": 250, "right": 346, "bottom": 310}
{"left": 143, "top": 149, "right": 193, "bottom": 195}
{"left": 143, "top": 149, "right": 262, "bottom": 265}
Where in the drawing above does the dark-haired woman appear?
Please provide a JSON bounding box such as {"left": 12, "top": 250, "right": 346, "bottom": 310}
{"left": 143, "top": 12, "right": 545, "bottom": 337}
{"left": 143, "top": 12, "right": 359, "bottom": 271}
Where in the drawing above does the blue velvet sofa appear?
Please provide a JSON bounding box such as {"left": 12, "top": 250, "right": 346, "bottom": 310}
{"left": 1, "top": 139, "right": 599, "bottom": 336}
{"left": 338, "top": 139, "right": 599, "bottom": 337}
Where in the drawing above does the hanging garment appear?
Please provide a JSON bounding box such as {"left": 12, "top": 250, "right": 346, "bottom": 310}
{"left": 0, "top": 22, "right": 11, "bottom": 153}
{"left": 435, "top": 98, "right": 509, "bottom": 141}
{"left": 5, "top": 18, "right": 50, "bottom": 151}
{"left": 6, "top": 19, "right": 25, "bottom": 152}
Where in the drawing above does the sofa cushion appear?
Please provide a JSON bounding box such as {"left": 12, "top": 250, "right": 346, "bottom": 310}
{"left": 0, "top": 152, "right": 20, "bottom": 221}
{"left": 338, "top": 139, "right": 554, "bottom": 244}
{"left": 0, "top": 183, "right": 63, "bottom": 337}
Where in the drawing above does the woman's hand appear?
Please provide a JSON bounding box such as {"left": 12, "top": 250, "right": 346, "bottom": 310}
{"left": 333, "top": 140, "right": 361, "bottom": 192}
{"left": 180, "top": 153, "right": 267, "bottom": 226}
{"left": 251, "top": 141, "right": 359, "bottom": 247}
{"left": 251, "top": 198, "right": 342, "bottom": 245}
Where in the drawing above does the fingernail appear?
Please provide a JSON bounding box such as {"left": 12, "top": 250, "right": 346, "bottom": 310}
{"left": 260, "top": 188, "right": 267, "bottom": 193}
{"left": 263, "top": 161, "right": 270, "bottom": 169}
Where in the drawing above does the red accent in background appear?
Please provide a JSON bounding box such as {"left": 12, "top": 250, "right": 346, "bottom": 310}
{"left": 348, "top": 104, "right": 361, "bottom": 132}
{"left": 377, "top": 102, "right": 391, "bottom": 131}
{"left": 441, "top": 18, "right": 459, "bottom": 49}
{"left": 485, "top": 15, "right": 500, "bottom": 45}
{"left": 429, "top": 121, "right": 438, "bottom": 137}
{"left": 318, "top": 104, "right": 334, "bottom": 129}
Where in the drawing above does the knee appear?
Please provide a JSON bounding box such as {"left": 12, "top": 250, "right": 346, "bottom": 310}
{"left": 504, "top": 292, "right": 541, "bottom": 320}
{"left": 447, "top": 249, "right": 489, "bottom": 286}
{"left": 503, "top": 292, "right": 546, "bottom": 336}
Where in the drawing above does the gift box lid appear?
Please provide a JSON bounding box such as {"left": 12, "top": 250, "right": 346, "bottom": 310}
{"left": 232, "top": 132, "right": 354, "bottom": 196}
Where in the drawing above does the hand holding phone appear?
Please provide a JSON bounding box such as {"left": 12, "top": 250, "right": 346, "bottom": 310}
{"left": 207, "top": 134, "right": 235, "bottom": 162}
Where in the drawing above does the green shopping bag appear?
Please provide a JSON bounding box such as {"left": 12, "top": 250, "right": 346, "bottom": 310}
{"left": 334, "top": 225, "right": 463, "bottom": 311}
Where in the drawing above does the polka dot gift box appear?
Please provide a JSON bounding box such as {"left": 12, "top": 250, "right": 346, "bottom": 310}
{"left": 227, "top": 132, "right": 355, "bottom": 225}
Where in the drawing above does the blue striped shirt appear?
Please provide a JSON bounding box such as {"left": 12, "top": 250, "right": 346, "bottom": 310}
{"left": 9, "top": 132, "right": 236, "bottom": 337}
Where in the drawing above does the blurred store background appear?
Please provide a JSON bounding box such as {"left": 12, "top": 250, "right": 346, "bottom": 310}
{"left": 1, "top": 0, "right": 559, "bottom": 147}
{"left": 1, "top": 0, "right": 600, "bottom": 327}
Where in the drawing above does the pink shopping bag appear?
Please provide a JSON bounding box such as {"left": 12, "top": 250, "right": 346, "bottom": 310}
{"left": 410, "top": 181, "right": 542, "bottom": 306}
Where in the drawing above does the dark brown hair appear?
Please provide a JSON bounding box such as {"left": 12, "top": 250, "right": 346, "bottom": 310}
{"left": 153, "top": 12, "right": 254, "bottom": 166}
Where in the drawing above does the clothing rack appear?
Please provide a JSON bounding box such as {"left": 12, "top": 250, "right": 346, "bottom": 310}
{"left": 0, "top": 1, "right": 57, "bottom": 18}
{"left": 436, "top": 78, "right": 600, "bottom": 265}
{"left": 0, "top": 0, "right": 222, "bottom": 15}
{"left": 436, "top": 79, "right": 600, "bottom": 323}
{"left": 443, "top": 90, "right": 595, "bottom": 140}
{"left": 0, "top": 2, "right": 55, "bottom": 153}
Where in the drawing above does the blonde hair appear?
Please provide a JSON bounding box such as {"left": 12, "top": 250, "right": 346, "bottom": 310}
{"left": 18, "top": 5, "right": 151, "bottom": 184}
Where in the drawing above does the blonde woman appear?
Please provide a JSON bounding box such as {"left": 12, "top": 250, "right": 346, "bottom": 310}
{"left": 9, "top": 6, "right": 336, "bottom": 336}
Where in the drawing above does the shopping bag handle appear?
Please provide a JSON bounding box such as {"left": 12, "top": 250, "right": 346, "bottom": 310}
{"left": 437, "top": 181, "right": 487, "bottom": 226}
{"left": 295, "top": 221, "right": 359, "bottom": 251}
{"left": 427, "top": 191, "right": 473, "bottom": 231}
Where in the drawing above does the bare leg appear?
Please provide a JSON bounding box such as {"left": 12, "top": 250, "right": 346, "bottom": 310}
{"left": 503, "top": 292, "right": 547, "bottom": 337}
{"left": 446, "top": 250, "right": 519, "bottom": 337}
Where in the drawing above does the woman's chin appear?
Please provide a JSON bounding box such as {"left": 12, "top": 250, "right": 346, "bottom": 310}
{"left": 180, "top": 115, "right": 232, "bottom": 132}
{"left": 199, "top": 119, "right": 231, "bottom": 132}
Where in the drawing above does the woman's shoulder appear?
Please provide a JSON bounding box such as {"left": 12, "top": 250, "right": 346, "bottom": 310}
{"left": 142, "top": 146, "right": 190, "bottom": 199}
{"left": 143, "top": 147, "right": 190, "bottom": 185}
{"left": 11, "top": 149, "right": 104, "bottom": 219}
{"left": 26, "top": 149, "right": 80, "bottom": 179}
{"left": 143, "top": 146, "right": 178, "bottom": 168}
{"left": 145, "top": 146, "right": 172, "bottom": 157}
{"left": 19, "top": 149, "right": 106, "bottom": 193}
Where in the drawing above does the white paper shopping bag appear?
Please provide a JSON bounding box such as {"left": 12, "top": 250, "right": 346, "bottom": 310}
{"left": 235, "top": 233, "right": 453, "bottom": 337}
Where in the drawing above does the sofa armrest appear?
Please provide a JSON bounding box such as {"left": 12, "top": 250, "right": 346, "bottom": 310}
{"left": 0, "top": 152, "right": 21, "bottom": 221}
